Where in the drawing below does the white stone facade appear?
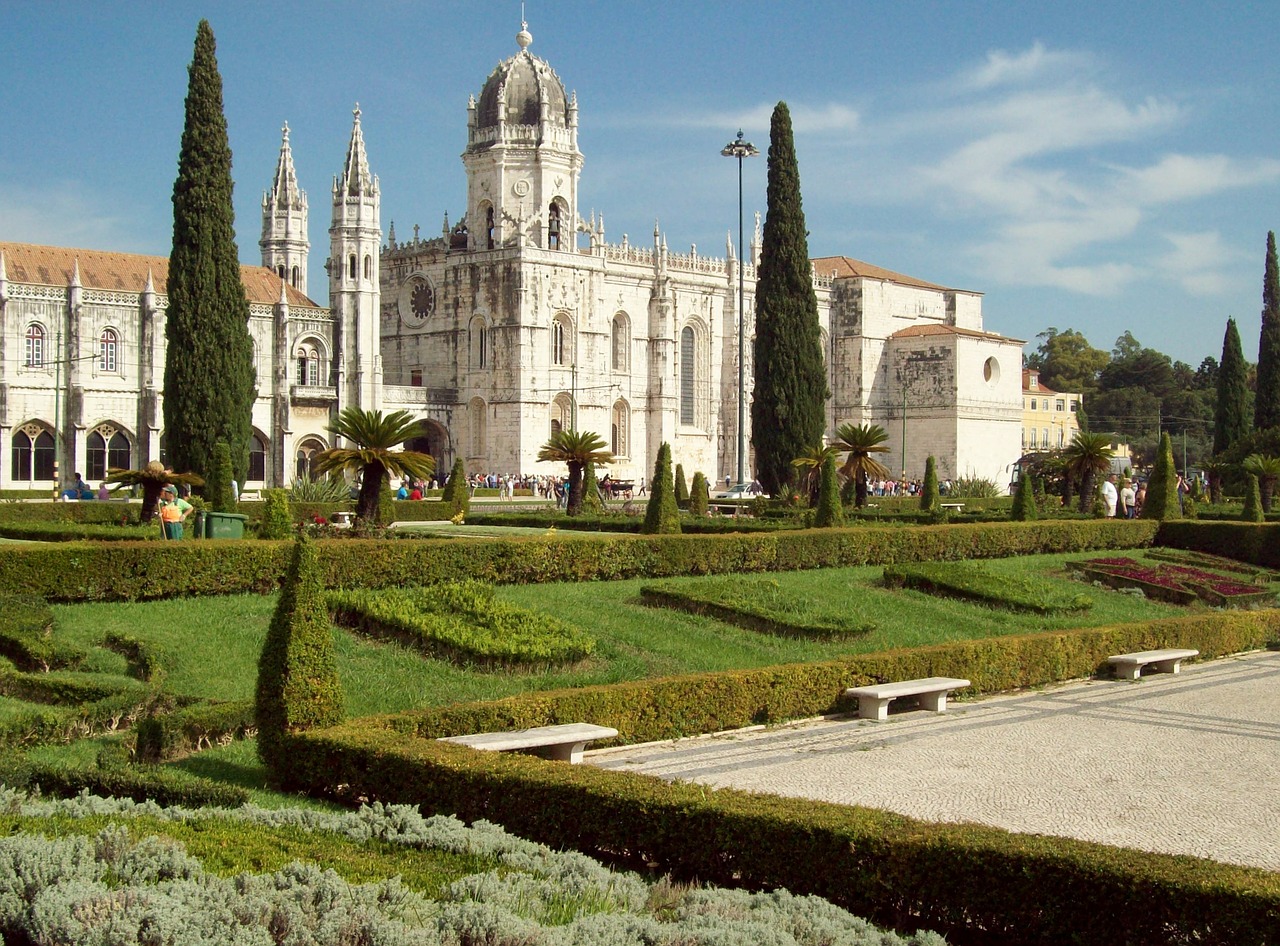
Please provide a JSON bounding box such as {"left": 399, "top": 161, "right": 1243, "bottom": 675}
{"left": 0, "top": 24, "right": 1025, "bottom": 493}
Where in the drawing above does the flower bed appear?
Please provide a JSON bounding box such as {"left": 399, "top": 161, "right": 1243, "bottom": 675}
{"left": 1070, "top": 557, "right": 1276, "bottom": 608}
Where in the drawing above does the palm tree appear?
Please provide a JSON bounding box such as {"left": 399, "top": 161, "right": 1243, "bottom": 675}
{"left": 792, "top": 442, "right": 844, "bottom": 506}
{"left": 312, "top": 408, "right": 435, "bottom": 522}
{"left": 832, "top": 423, "right": 891, "bottom": 508}
{"left": 1203, "top": 459, "right": 1230, "bottom": 505}
{"left": 1063, "top": 433, "right": 1114, "bottom": 513}
{"left": 1242, "top": 454, "right": 1280, "bottom": 512}
{"left": 537, "top": 429, "right": 613, "bottom": 516}
{"left": 106, "top": 461, "right": 204, "bottom": 524}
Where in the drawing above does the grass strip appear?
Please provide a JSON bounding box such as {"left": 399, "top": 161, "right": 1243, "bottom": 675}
{"left": 640, "top": 576, "right": 875, "bottom": 638}
{"left": 883, "top": 560, "right": 1093, "bottom": 613}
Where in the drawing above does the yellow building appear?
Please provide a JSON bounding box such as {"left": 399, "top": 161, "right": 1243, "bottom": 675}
{"left": 1022, "top": 369, "right": 1082, "bottom": 451}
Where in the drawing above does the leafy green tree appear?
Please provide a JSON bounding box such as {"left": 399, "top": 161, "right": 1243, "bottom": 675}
{"left": 920, "top": 456, "right": 940, "bottom": 512}
{"left": 537, "top": 429, "right": 613, "bottom": 517}
{"left": 689, "top": 472, "right": 710, "bottom": 517}
{"left": 833, "top": 423, "right": 891, "bottom": 508}
{"left": 311, "top": 408, "right": 435, "bottom": 523}
{"left": 207, "top": 441, "right": 235, "bottom": 512}
{"left": 1011, "top": 471, "right": 1038, "bottom": 521}
{"left": 1026, "top": 328, "right": 1107, "bottom": 395}
{"left": 1242, "top": 473, "right": 1264, "bottom": 522}
{"left": 813, "top": 454, "right": 844, "bottom": 528}
{"left": 1215, "top": 318, "right": 1251, "bottom": 454}
{"left": 163, "top": 21, "right": 255, "bottom": 484}
{"left": 751, "top": 102, "right": 829, "bottom": 496}
{"left": 257, "top": 488, "right": 293, "bottom": 539}
{"left": 1141, "top": 432, "right": 1181, "bottom": 520}
{"left": 1242, "top": 454, "right": 1280, "bottom": 512}
{"left": 642, "top": 442, "right": 682, "bottom": 534}
{"left": 674, "top": 463, "right": 690, "bottom": 509}
{"left": 442, "top": 457, "right": 469, "bottom": 518}
{"left": 1258, "top": 232, "right": 1280, "bottom": 430}
{"left": 1063, "top": 433, "right": 1113, "bottom": 514}
{"left": 255, "top": 534, "right": 344, "bottom": 771}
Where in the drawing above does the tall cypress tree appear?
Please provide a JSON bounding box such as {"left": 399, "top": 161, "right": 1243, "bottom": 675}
{"left": 1214, "top": 317, "right": 1250, "bottom": 454}
{"left": 751, "top": 102, "right": 829, "bottom": 496}
{"left": 164, "top": 20, "right": 256, "bottom": 485}
{"left": 1256, "top": 232, "right": 1280, "bottom": 431}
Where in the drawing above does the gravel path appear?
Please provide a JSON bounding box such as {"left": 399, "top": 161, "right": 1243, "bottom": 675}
{"left": 590, "top": 650, "right": 1280, "bottom": 870}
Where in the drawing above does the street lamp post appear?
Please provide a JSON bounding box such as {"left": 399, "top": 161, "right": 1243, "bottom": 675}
{"left": 722, "top": 130, "right": 758, "bottom": 487}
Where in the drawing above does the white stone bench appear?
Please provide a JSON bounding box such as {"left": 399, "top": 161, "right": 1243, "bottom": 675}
{"left": 843, "top": 677, "right": 970, "bottom": 721}
{"left": 438, "top": 722, "right": 619, "bottom": 764}
{"left": 1108, "top": 648, "right": 1199, "bottom": 681}
{"left": 940, "top": 502, "right": 965, "bottom": 511}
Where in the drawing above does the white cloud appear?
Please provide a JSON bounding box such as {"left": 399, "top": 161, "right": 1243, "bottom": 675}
{"left": 1155, "top": 230, "right": 1239, "bottom": 295}
{"left": 1114, "top": 154, "right": 1280, "bottom": 204}
{"left": 960, "top": 42, "right": 1093, "bottom": 90}
{"left": 0, "top": 183, "right": 140, "bottom": 251}
{"left": 604, "top": 102, "right": 859, "bottom": 136}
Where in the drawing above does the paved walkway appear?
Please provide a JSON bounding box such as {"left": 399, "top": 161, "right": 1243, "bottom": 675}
{"left": 590, "top": 650, "right": 1280, "bottom": 871}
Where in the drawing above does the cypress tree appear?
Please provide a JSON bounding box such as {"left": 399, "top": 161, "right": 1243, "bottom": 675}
{"left": 376, "top": 473, "right": 395, "bottom": 526}
{"left": 920, "top": 456, "right": 940, "bottom": 512}
{"left": 1215, "top": 317, "right": 1250, "bottom": 453}
{"left": 208, "top": 440, "right": 235, "bottom": 512}
{"left": 163, "top": 21, "right": 256, "bottom": 485}
{"left": 813, "top": 454, "right": 844, "bottom": 527}
{"left": 751, "top": 102, "right": 829, "bottom": 496}
{"left": 581, "top": 461, "right": 605, "bottom": 515}
{"left": 1242, "top": 473, "right": 1264, "bottom": 522}
{"left": 1141, "top": 432, "right": 1182, "bottom": 520}
{"left": 443, "top": 457, "right": 469, "bottom": 517}
{"left": 255, "top": 535, "right": 344, "bottom": 771}
{"left": 1257, "top": 232, "right": 1280, "bottom": 430}
{"left": 642, "top": 442, "right": 681, "bottom": 534}
{"left": 674, "top": 463, "right": 690, "bottom": 509}
{"left": 1011, "top": 471, "right": 1038, "bottom": 521}
{"left": 689, "top": 471, "right": 710, "bottom": 517}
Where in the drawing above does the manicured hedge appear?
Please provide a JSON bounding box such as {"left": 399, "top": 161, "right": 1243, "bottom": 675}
{"left": 285, "top": 616, "right": 1280, "bottom": 946}
{"left": 0, "top": 594, "right": 85, "bottom": 671}
{"left": 0, "top": 519, "right": 1159, "bottom": 603}
{"left": 0, "top": 755, "right": 249, "bottom": 808}
{"left": 0, "top": 521, "right": 157, "bottom": 542}
{"left": 640, "top": 577, "right": 875, "bottom": 639}
{"left": 1157, "top": 521, "right": 1280, "bottom": 569}
{"left": 883, "top": 561, "right": 1093, "bottom": 613}
{"left": 0, "top": 501, "right": 138, "bottom": 524}
{"left": 133, "top": 699, "right": 255, "bottom": 763}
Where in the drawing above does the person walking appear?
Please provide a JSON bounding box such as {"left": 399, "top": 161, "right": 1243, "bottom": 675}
{"left": 158, "top": 485, "right": 192, "bottom": 540}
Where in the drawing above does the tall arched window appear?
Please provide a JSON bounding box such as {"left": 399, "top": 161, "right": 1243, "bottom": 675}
{"left": 86, "top": 428, "right": 131, "bottom": 480}
{"left": 296, "top": 343, "right": 320, "bottom": 386}
{"left": 551, "top": 316, "right": 571, "bottom": 366}
{"left": 470, "top": 318, "right": 488, "bottom": 369}
{"left": 10, "top": 427, "right": 54, "bottom": 481}
{"left": 248, "top": 434, "right": 268, "bottom": 482}
{"left": 363, "top": 255, "right": 372, "bottom": 280}
{"left": 469, "top": 397, "right": 487, "bottom": 457}
{"left": 24, "top": 324, "right": 45, "bottom": 368}
{"left": 99, "top": 329, "right": 118, "bottom": 372}
{"left": 552, "top": 393, "right": 574, "bottom": 434}
{"left": 485, "top": 206, "right": 495, "bottom": 249}
{"left": 611, "top": 400, "right": 629, "bottom": 457}
{"left": 547, "top": 202, "right": 561, "bottom": 250}
{"left": 611, "top": 314, "right": 629, "bottom": 372}
{"left": 680, "top": 326, "right": 696, "bottom": 425}
{"left": 295, "top": 438, "right": 326, "bottom": 481}
{"left": 276, "top": 265, "right": 286, "bottom": 279}
{"left": 291, "top": 265, "right": 299, "bottom": 288}
{"left": 348, "top": 254, "right": 357, "bottom": 280}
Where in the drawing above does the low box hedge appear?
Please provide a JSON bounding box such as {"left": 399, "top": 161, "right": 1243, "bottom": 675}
{"left": 0, "top": 519, "right": 1159, "bottom": 603}
{"left": 883, "top": 561, "right": 1093, "bottom": 613}
{"left": 133, "top": 698, "right": 255, "bottom": 763}
{"left": 1157, "top": 521, "right": 1280, "bottom": 569}
{"left": 640, "top": 577, "right": 875, "bottom": 639}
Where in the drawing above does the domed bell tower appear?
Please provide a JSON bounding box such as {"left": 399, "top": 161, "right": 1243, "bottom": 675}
{"left": 463, "top": 22, "right": 582, "bottom": 251}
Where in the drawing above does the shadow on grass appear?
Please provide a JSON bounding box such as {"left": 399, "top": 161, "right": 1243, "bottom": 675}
{"left": 170, "top": 749, "right": 270, "bottom": 793}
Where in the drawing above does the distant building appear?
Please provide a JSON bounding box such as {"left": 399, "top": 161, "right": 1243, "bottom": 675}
{"left": 1021, "top": 369, "right": 1082, "bottom": 452}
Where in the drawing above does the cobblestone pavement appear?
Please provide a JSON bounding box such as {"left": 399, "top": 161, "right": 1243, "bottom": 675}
{"left": 590, "top": 650, "right": 1280, "bottom": 871}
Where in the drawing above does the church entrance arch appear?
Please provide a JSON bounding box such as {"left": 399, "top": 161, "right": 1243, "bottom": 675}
{"left": 407, "top": 419, "right": 451, "bottom": 482}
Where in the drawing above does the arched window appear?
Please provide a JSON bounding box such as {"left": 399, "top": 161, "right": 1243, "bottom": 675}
{"left": 10, "top": 427, "right": 55, "bottom": 481}
{"left": 469, "top": 397, "right": 487, "bottom": 457}
{"left": 611, "top": 314, "right": 629, "bottom": 372}
{"left": 547, "top": 202, "right": 561, "bottom": 250}
{"left": 291, "top": 265, "right": 299, "bottom": 288}
{"left": 86, "top": 428, "right": 131, "bottom": 481}
{"left": 470, "top": 318, "right": 488, "bottom": 369}
{"left": 248, "top": 434, "right": 267, "bottom": 482}
{"left": 551, "top": 316, "right": 571, "bottom": 366}
{"left": 363, "top": 254, "right": 371, "bottom": 280}
{"left": 295, "top": 437, "right": 326, "bottom": 481}
{"left": 99, "top": 329, "right": 118, "bottom": 372}
{"left": 612, "top": 400, "right": 629, "bottom": 457}
{"left": 552, "top": 393, "right": 574, "bottom": 434}
{"left": 486, "top": 206, "right": 495, "bottom": 249}
{"left": 276, "top": 265, "right": 285, "bottom": 279}
{"left": 348, "top": 254, "right": 357, "bottom": 280}
{"left": 680, "top": 326, "right": 696, "bottom": 425}
{"left": 24, "top": 324, "right": 45, "bottom": 368}
{"left": 296, "top": 343, "right": 320, "bottom": 386}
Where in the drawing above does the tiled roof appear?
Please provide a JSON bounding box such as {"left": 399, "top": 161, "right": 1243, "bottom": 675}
{"left": 0, "top": 242, "right": 320, "bottom": 308}
{"left": 890, "top": 323, "right": 1019, "bottom": 343}
{"left": 1022, "top": 368, "right": 1060, "bottom": 394}
{"left": 811, "top": 255, "right": 966, "bottom": 293}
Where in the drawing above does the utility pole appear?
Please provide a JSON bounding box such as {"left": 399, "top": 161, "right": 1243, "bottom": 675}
{"left": 52, "top": 330, "right": 62, "bottom": 497}
{"left": 901, "top": 386, "right": 908, "bottom": 480}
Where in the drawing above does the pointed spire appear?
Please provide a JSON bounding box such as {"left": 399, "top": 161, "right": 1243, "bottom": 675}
{"left": 278, "top": 275, "right": 289, "bottom": 305}
{"left": 727, "top": 230, "right": 735, "bottom": 261}
{"left": 0, "top": 249, "right": 8, "bottom": 303}
{"left": 144, "top": 267, "right": 155, "bottom": 294}
{"left": 266, "top": 121, "right": 305, "bottom": 210}
{"left": 388, "top": 220, "right": 396, "bottom": 247}
{"left": 0, "top": 248, "right": 7, "bottom": 282}
{"left": 70, "top": 258, "right": 81, "bottom": 287}
{"left": 336, "top": 104, "right": 376, "bottom": 198}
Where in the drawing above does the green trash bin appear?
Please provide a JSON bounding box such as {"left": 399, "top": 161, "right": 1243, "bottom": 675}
{"left": 203, "top": 511, "right": 248, "bottom": 539}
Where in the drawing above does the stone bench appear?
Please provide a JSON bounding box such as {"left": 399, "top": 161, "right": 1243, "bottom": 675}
{"left": 843, "top": 677, "right": 971, "bottom": 721}
{"left": 1108, "top": 648, "right": 1199, "bottom": 681}
{"left": 438, "top": 722, "right": 619, "bottom": 764}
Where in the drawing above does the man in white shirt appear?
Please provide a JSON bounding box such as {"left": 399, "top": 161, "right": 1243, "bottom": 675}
{"left": 1102, "top": 474, "right": 1118, "bottom": 517}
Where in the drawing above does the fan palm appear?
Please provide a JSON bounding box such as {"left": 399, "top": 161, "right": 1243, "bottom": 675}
{"left": 833, "top": 423, "right": 891, "bottom": 508}
{"left": 792, "top": 442, "right": 844, "bottom": 507}
{"left": 1242, "top": 454, "right": 1280, "bottom": 512}
{"left": 312, "top": 408, "right": 436, "bottom": 522}
{"left": 1063, "top": 432, "right": 1114, "bottom": 513}
{"left": 537, "top": 429, "right": 613, "bottom": 516}
{"left": 106, "top": 461, "right": 204, "bottom": 524}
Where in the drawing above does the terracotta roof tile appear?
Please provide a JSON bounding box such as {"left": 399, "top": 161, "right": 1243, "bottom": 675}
{"left": 0, "top": 242, "right": 320, "bottom": 308}
{"left": 811, "top": 255, "right": 972, "bottom": 293}
{"left": 1022, "top": 368, "right": 1061, "bottom": 394}
{"left": 890, "top": 323, "right": 1020, "bottom": 343}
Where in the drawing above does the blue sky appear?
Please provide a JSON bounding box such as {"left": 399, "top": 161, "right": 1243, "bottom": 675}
{"left": 3, "top": 1, "right": 1278, "bottom": 367}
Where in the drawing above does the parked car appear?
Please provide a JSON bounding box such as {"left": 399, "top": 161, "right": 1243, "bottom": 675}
{"left": 714, "top": 481, "right": 766, "bottom": 500}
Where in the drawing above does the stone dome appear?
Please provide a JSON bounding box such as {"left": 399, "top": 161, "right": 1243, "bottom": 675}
{"left": 476, "top": 33, "right": 569, "bottom": 130}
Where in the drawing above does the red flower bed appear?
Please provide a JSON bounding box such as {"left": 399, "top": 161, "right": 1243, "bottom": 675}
{"left": 1073, "top": 557, "right": 1275, "bottom": 608}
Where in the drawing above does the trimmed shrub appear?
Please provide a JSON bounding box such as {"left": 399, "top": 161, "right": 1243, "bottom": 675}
{"left": 101, "top": 632, "right": 168, "bottom": 683}
{"left": 1012, "top": 471, "right": 1038, "bottom": 521}
{"left": 0, "top": 756, "right": 248, "bottom": 807}
{"left": 1242, "top": 474, "right": 1264, "bottom": 522}
{"left": 920, "top": 456, "right": 940, "bottom": 512}
{"left": 257, "top": 488, "right": 293, "bottom": 539}
{"left": 0, "top": 594, "right": 85, "bottom": 672}
{"left": 1141, "top": 432, "right": 1182, "bottom": 521}
{"left": 689, "top": 472, "right": 710, "bottom": 517}
{"left": 255, "top": 535, "right": 344, "bottom": 766}
{"left": 883, "top": 561, "right": 1093, "bottom": 613}
{"left": 376, "top": 473, "right": 395, "bottom": 526}
{"left": 134, "top": 699, "right": 255, "bottom": 762}
{"left": 442, "top": 457, "right": 470, "bottom": 518}
{"left": 674, "top": 463, "right": 690, "bottom": 509}
{"left": 813, "top": 454, "right": 844, "bottom": 528}
{"left": 643, "top": 442, "right": 682, "bottom": 534}
{"left": 581, "top": 462, "right": 605, "bottom": 515}
{"left": 207, "top": 440, "right": 235, "bottom": 512}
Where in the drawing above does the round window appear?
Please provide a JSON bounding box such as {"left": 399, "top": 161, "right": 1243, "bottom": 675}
{"left": 983, "top": 357, "right": 1000, "bottom": 385}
